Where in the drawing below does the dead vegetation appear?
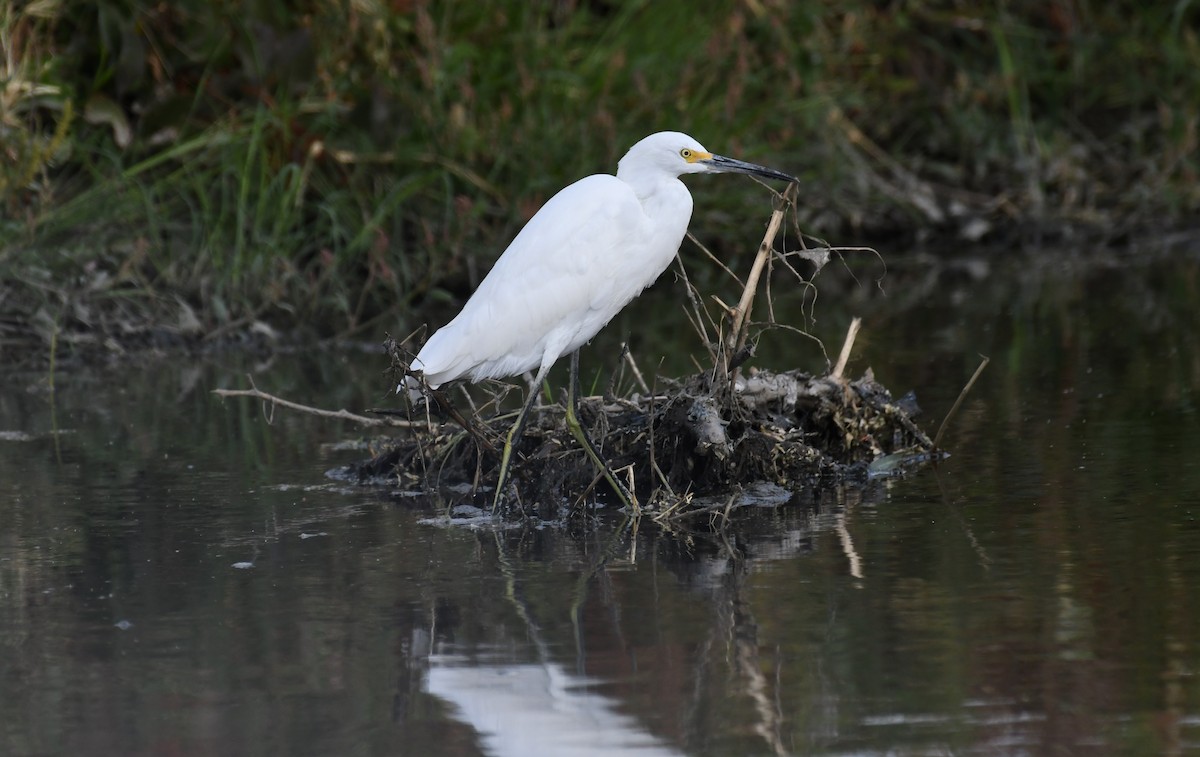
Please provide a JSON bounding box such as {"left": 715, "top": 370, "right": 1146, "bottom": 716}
{"left": 345, "top": 337, "right": 938, "bottom": 522}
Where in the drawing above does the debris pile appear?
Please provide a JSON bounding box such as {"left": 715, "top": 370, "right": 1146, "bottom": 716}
{"left": 337, "top": 349, "right": 937, "bottom": 520}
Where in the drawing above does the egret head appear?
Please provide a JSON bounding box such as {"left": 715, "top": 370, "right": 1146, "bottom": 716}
{"left": 619, "top": 131, "right": 796, "bottom": 184}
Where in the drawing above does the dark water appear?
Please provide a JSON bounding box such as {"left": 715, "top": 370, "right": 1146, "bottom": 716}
{"left": 3, "top": 248, "right": 1199, "bottom": 756}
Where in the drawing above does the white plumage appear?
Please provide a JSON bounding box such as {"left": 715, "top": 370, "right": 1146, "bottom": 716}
{"left": 403, "top": 131, "right": 794, "bottom": 399}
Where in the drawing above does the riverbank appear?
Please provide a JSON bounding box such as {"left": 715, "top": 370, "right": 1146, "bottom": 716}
{"left": 3, "top": 2, "right": 1197, "bottom": 360}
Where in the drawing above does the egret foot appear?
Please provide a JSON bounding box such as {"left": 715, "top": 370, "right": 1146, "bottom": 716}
{"left": 565, "top": 351, "right": 638, "bottom": 509}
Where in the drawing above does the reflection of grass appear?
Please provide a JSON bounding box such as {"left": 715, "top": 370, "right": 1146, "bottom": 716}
{"left": 1, "top": 2, "right": 1198, "bottom": 346}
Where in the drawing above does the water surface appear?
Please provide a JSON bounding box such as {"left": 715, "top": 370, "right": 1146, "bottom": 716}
{"left": 2, "top": 247, "right": 1199, "bottom": 755}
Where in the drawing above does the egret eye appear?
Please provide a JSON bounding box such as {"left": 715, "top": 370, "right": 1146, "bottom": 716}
{"left": 680, "top": 148, "right": 693, "bottom": 159}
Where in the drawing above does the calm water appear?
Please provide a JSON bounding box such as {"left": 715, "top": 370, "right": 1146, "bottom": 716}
{"left": 3, "top": 247, "right": 1199, "bottom": 756}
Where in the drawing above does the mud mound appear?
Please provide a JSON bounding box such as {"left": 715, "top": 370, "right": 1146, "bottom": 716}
{"left": 338, "top": 361, "right": 936, "bottom": 520}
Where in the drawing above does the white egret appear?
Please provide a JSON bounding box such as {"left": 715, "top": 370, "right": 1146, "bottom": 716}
{"left": 402, "top": 131, "right": 796, "bottom": 509}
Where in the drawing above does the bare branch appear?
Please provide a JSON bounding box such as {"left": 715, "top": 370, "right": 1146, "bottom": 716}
{"left": 933, "top": 355, "right": 990, "bottom": 448}
{"left": 212, "top": 386, "right": 434, "bottom": 429}
{"left": 831, "top": 317, "right": 862, "bottom": 381}
{"left": 726, "top": 185, "right": 796, "bottom": 362}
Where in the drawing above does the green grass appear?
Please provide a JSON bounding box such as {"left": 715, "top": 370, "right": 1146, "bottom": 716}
{"left": 1, "top": 0, "right": 1198, "bottom": 347}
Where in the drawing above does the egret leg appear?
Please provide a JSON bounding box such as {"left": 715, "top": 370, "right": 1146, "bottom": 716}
{"left": 492, "top": 382, "right": 542, "bottom": 512}
{"left": 565, "top": 351, "right": 638, "bottom": 509}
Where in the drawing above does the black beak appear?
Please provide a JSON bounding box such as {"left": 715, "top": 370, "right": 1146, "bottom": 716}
{"left": 705, "top": 153, "right": 797, "bottom": 183}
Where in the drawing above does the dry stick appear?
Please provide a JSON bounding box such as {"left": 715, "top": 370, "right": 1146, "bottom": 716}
{"left": 653, "top": 496, "right": 690, "bottom": 524}
{"left": 442, "top": 386, "right": 493, "bottom": 483}
{"left": 719, "top": 491, "right": 736, "bottom": 530}
{"left": 646, "top": 366, "right": 677, "bottom": 500}
{"left": 711, "top": 294, "right": 737, "bottom": 317}
{"left": 457, "top": 383, "right": 480, "bottom": 416}
{"left": 726, "top": 183, "right": 797, "bottom": 366}
{"left": 573, "top": 470, "right": 606, "bottom": 511}
{"left": 686, "top": 231, "right": 744, "bottom": 287}
{"left": 212, "top": 385, "right": 431, "bottom": 428}
{"left": 831, "top": 317, "right": 862, "bottom": 381}
{"left": 933, "top": 355, "right": 990, "bottom": 449}
{"left": 674, "top": 256, "right": 719, "bottom": 366}
{"left": 421, "top": 384, "right": 498, "bottom": 455}
{"left": 622, "top": 344, "right": 651, "bottom": 395}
